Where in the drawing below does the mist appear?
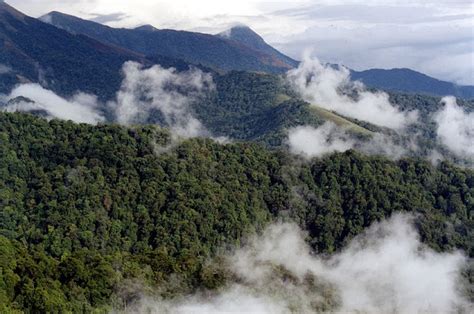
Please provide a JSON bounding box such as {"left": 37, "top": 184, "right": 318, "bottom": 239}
{"left": 286, "top": 55, "right": 418, "bottom": 130}
{"left": 287, "top": 122, "right": 355, "bottom": 157}
{"left": 2, "top": 62, "right": 216, "bottom": 141}
{"left": 111, "top": 61, "right": 214, "bottom": 139}
{"left": 123, "top": 214, "right": 470, "bottom": 313}
{"left": 433, "top": 96, "right": 474, "bottom": 160}
{"left": 2, "top": 83, "right": 105, "bottom": 124}
{"left": 287, "top": 122, "right": 409, "bottom": 159}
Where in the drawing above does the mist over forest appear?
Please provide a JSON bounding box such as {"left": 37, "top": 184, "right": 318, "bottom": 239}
{"left": 0, "top": 1, "right": 473, "bottom": 313}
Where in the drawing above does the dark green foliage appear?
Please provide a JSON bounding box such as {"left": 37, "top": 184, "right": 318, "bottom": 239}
{"left": 195, "top": 71, "right": 324, "bottom": 145}
{"left": 0, "top": 112, "right": 472, "bottom": 311}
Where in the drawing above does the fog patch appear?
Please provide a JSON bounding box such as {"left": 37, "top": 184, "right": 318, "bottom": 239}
{"left": 111, "top": 61, "right": 214, "bottom": 139}
{"left": 288, "top": 122, "right": 354, "bottom": 157}
{"left": 288, "top": 122, "right": 408, "bottom": 159}
{"left": 0, "top": 64, "right": 12, "bottom": 74}
{"left": 2, "top": 83, "right": 105, "bottom": 124}
{"left": 286, "top": 55, "right": 418, "bottom": 130}
{"left": 433, "top": 96, "right": 474, "bottom": 160}
{"left": 124, "top": 214, "right": 470, "bottom": 313}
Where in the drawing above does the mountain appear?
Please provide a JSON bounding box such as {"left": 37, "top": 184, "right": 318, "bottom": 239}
{"left": 40, "top": 11, "right": 296, "bottom": 73}
{"left": 351, "top": 68, "right": 474, "bottom": 99}
{"left": 217, "top": 25, "right": 298, "bottom": 67}
{"left": 0, "top": 2, "right": 152, "bottom": 99}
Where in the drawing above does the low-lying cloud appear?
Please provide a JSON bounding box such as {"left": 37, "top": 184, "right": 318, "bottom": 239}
{"left": 288, "top": 122, "right": 354, "bottom": 157}
{"left": 434, "top": 96, "right": 474, "bottom": 160}
{"left": 287, "top": 122, "right": 409, "bottom": 159}
{"left": 2, "top": 83, "right": 105, "bottom": 124}
{"left": 287, "top": 56, "right": 418, "bottom": 130}
{"left": 3, "top": 62, "right": 215, "bottom": 141}
{"left": 126, "top": 214, "right": 470, "bottom": 313}
{"left": 111, "top": 61, "right": 214, "bottom": 138}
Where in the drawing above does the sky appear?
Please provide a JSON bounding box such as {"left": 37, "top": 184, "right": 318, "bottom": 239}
{"left": 7, "top": 0, "right": 474, "bottom": 85}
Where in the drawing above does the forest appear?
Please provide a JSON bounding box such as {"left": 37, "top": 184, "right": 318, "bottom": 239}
{"left": 0, "top": 111, "right": 472, "bottom": 312}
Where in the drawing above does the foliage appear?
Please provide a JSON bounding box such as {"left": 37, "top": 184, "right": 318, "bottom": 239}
{"left": 0, "top": 112, "right": 472, "bottom": 311}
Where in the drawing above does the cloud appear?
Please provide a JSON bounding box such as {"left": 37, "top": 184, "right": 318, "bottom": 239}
{"left": 288, "top": 122, "right": 354, "bottom": 157}
{"left": 287, "top": 122, "right": 410, "bottom": 159}
{"left": 287, "top": 55, "right": 418, "bottom": 129}
{"left": 111, "top": 61, "right": 213, "bottom": 138}
{"left": 1, "top": 62, "right": 218, "bottom": 143}
{"left": 2, "top": 83, "right": 105, "bottom": 124}
{"left": 126, "top": 214, "right": 470, "bottom": 313}
{"left": 434, "top": 96, "right": 474, "bottom": 159}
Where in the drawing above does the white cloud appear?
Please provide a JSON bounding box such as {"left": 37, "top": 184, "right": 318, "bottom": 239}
{"left": 434, "top": 96, "right": 474, "bottom": 159}
{"left": 3, "top": 83, "right": 105, "bottom": 124}
{"left": 111, "top": 61, "right": 213, "bottom": 138}
{"left": 286, "top": 55, "right": 418, "bottom": 129}
{"left": 288, "top": 122, "right": 354, "bottom": 157}
{"left": 287, "top": 123, "right": 410, "bottom": 159}
{"left": 127, "top": 214, "right": 471, "bottom": 313}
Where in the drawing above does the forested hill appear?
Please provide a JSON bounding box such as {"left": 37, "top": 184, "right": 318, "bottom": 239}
{"left": 1, "top": 111, "right": 472, "bottom": 312}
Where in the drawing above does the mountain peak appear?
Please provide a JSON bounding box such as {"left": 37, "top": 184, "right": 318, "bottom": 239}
{"left": 134, "top": 24, "right": 158, "bottom": 32}
{"left": 218, "top": 25, "right": 264, "bottom": 44}
{"left": 217, "top": 24, "right": 298, "bottom": 68}
{"left": 39, "top": 11, "right": 78, "bottom": 24}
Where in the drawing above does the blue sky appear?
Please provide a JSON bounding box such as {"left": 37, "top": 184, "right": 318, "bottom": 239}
{"left": 7, "top": 0, "right": 474, "bottom": 85}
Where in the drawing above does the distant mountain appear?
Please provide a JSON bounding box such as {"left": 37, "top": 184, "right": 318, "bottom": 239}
{"left": 0, "top": 2, "right": 152, "bottom": 99}
{"left": 40, "top": 11, "right": 295, "bottom": 73}
{"left": 134, "top": 24, "right": 158, "bottom": 32}
{"left": 217, "top": 25, "right": 298, "bottom": 68}
{"left": 351, "top": 68, "right": 474, "bottom": 99}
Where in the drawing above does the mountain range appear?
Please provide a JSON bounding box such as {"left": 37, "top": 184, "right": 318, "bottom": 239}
{"left": 40, "top": 10, "right": 296, "bottom": 74}
{"left": 0, "top": 2, "right": 471, "bottom": 100}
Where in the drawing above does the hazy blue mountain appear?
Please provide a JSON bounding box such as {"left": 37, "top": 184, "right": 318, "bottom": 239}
{"left": 40, "top": 11, "right": 295, "bottom": 73}
{"left": 351, "top": 68, "right": 474, "bottom": 99}
{"left": 0, "top": 2, "right": 152, "bottom": 99}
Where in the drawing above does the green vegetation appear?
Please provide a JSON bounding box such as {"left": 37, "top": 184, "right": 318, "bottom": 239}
{"left": 0, "top": 111, "right": 472, "bottom": 311}
{"left": 308, "top": 105, "right": 374, "bottom": 135}
{"left": 195, "top": 71, "right": 324, "bottom": 146}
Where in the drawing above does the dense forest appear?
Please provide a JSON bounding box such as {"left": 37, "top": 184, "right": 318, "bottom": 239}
{"left": 0, "top": 112, "right": 472, "bottom": 312}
